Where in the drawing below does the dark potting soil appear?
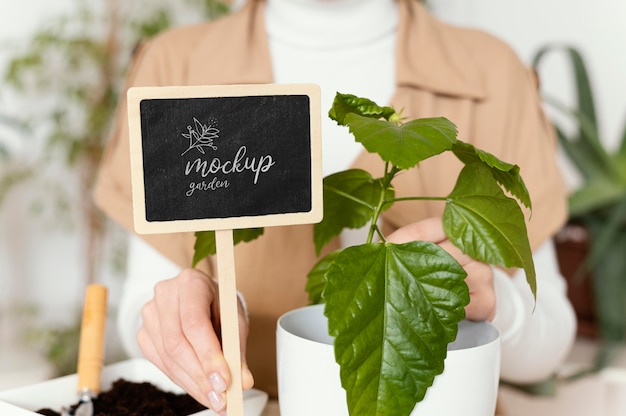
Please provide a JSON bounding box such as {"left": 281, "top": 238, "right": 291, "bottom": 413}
{"left": 36, "top": 379, "right": 207, "bottom": 416}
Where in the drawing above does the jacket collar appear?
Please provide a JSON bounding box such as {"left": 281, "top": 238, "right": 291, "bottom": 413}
{"left": 191, "top": 0, "right": 485, "bottom": 100}
{"left": 189, "top": 0, "right": 273, "bottom": 85}
{"left": 396, "top": 0, "right": 485, "bottom": 99}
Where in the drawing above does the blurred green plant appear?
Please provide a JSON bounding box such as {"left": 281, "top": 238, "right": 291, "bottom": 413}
{"left": 1, "top": 0, "right": 231, "bottom": 283}
{"left": 0, "top": 113, "right": 25, "bottom": 158}
{"left": 1, "top": 0, "right": 232, "bottom": 377}
{"left": 24, "top": 316, "right": 82, "bottom": 378}
{"left": 532, "top": 45, "right": 626, "bottom": 348}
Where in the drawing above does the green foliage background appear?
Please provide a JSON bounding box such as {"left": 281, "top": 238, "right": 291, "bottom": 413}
{"left": 0, "top": 0, "right": 231, "bottom": 377}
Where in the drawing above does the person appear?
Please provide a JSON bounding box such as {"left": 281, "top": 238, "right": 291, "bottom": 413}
{"left": 93, "top": 0, "right": 577, "bottom": 414}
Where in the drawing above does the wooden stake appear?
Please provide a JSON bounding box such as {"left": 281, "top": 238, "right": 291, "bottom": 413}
{"left": 77, "top": 284, "right": 108, "bottom": 394}
{"left": 215, "top": 229, "right": 244, "bottom": 415}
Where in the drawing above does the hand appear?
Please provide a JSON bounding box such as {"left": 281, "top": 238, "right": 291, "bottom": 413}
{"left": 386, "top": 217, "right": 496, "bottom": 322}
{"left": 137, "top": 268, "right": 254, "bottom": 415}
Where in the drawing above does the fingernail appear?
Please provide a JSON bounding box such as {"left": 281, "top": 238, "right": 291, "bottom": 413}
{"left": 208, "top": 390, "right": 225, "bottom": 411}
{"left": 209, "top": 372, "right": 227, "bottom": 393}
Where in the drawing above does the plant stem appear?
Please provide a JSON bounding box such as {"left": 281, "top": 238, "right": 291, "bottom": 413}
{"left": 364, "top": 160, "right": 448, "bottom": 243}
{"left": 367, "top": 162, "right": 399, "bottom": 243}
{"left": 388, "top": 195, "right": 448, "bottom": 204}
{"left": 324, "top": 185, "right": 376, "bottom": 210}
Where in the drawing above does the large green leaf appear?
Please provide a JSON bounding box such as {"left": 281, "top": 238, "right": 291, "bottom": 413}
{"left": 306, "top": 249, "right": 342, "bottom": 304}
{"left": 452, "top": 141, "right": 531, "bottom": 210}
{"left": 443, "top": 163, "right": 536, "bottom": 297}
{"left": 314, "top": 169, "right": 393, "bottom": 254}
{"left": 323, "top": 242, "right": 469, "bottom": 416}
{"left": 344, "top": 114, "right": 458, "bottom": 170}
{"left": 329, "top": 92, "right": 396, "bottom": 125}
{"left": 192, "top": 228, "right": 264, "bottom": 267}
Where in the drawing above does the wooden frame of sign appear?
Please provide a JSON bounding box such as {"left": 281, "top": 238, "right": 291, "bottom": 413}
{"left": 127, "top": 83, "right": 322, "bottom": 415}
{"left": 128, "top": 83, "right": 322, "bottom": 233}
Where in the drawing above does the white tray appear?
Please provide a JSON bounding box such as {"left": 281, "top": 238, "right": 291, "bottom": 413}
{"left": 0, "top": 358, "right": 268, "bottom": 416}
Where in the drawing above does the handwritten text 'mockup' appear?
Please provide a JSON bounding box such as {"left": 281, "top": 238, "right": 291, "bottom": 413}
{"left": 184, "top": 145, "right": 276, "bottom": 185}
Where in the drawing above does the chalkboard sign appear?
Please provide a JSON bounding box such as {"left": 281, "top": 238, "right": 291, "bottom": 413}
{"left": 127, "top": 84, "right": 322, "bottom": 234}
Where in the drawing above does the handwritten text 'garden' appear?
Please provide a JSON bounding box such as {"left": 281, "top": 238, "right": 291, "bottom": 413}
{"left": 185, "top": 145, "right": 276, "bottom": 197}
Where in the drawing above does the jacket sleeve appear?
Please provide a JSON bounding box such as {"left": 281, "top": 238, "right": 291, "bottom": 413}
{"left": 475, "top": 55, "right": 576, "bottom": 382}
{"left": 485, "top": 59, "right": 576, "bottom": 382}
{"left": 92, "top": 39, "right": 212, "bottom": 274}
{"left": 492, "top": 239, "right": 577, "bottom": 383}
{"left": 117, "top": 233, "right": 182, "bottom": 358}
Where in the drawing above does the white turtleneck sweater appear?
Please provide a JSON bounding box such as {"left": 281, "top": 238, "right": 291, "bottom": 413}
{"left": 119, "top": 0, "right": 575, "bottom": 385}
{"left": 265, "top": 0, "right": 397, "bottom": 176}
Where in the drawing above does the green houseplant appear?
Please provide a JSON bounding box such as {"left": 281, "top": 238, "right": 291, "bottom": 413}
{"left": 195, "top": 92, "right": 536, "bottom": 416}
{"left": 1, "top": 0, "right": 231, "bottom": 285}
{"left": 532, "top": 45, "right": 626, "bottom": 349}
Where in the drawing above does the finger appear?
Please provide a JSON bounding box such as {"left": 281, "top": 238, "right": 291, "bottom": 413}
{"left": 437, "top": 240, "right": 474, "bottom": 266}
{"left": 152, "top": 276, "right": 218, "bottom": 406}
{"left": 138, "top": 300, "right": 214, "bottom": 409}
{"left": 137, "top": 305, "right": 167, "bottom": 372}
{"left": 386, "top": 217, "right": 446, "bottom": 244}
{"left": 237, "top": 307, "right": 254, "bottom": 390}
{"left": 177, "top": 271, "right": 231, "bottom": 403}
{"left": 465, "top": 292, "right": 496, "bottom": 321}
{"left": 137, "top": 324, "right": 214, "bottom": 408}
{"left": 464, "top": 262, "right": 496, "bottom": 322}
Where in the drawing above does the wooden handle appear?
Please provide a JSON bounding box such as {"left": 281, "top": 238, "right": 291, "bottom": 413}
{"left": 215, "top": 230, "right": 244, "bottom": 415}
{"left": 77, "top": 283, "right": 108, "bottom": 395}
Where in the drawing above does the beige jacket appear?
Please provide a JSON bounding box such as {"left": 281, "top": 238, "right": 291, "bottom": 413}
{"left": 94, "top": 0, "right": 567, "bottom": 396}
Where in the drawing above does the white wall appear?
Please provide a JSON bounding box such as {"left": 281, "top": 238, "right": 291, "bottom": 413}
{"left": 0, "top": 0, "right": 87, "bottom": 388}
{"left": 0, "top": 0, "right": 624, "bottom": 387}
{"left": 430, "top": 0, "right": 626, "bottom": 151}
{"left": 0, "top": 1, "right": 88, "bottom": 301}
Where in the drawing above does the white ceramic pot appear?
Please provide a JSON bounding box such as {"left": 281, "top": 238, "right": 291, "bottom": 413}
{"left": 276, "top": 304, "right": 500, "bottom": 416}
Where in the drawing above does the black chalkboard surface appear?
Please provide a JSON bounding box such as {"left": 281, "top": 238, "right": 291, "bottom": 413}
{"left": 127, "top": 84, "right": 322, "bottom": 234}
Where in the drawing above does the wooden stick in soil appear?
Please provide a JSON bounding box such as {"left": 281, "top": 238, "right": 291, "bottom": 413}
{"left": 215, "top": 229, "right": 244, "bottom": 416}
{"left": 77, "top": 284, "right": 108, "bottom": 396}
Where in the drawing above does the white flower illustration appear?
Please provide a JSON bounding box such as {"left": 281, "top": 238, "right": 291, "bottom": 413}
{"left": 181, "top": 117, "right": 219, "bottom": 156}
